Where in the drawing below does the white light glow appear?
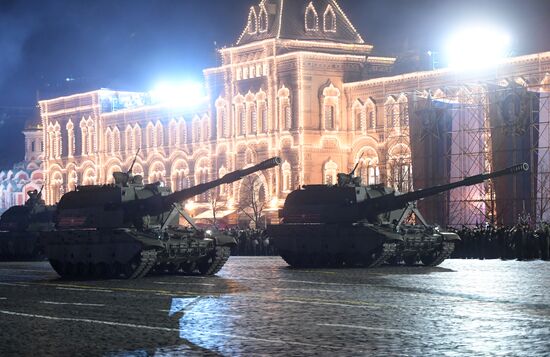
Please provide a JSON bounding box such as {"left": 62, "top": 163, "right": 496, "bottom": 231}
{"left": 149, "top": 81, "right": 207, "bottom": 108}
{"left": 446, "top": 26, "right": 511, "bottom": 69}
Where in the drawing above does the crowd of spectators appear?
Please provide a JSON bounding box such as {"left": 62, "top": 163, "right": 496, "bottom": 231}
{"left": 450, "top": 223, "right": 550, "bottom": 261}
{"left": 225, "top": 224, "right": 550, "bottom": 260}
{"left": 225, "top": 229, "right": 277, "bottom": 256}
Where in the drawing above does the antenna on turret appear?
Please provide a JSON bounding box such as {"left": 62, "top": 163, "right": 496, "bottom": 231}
{"left": 128, "top": 149, "right": 140, "bottom": 174}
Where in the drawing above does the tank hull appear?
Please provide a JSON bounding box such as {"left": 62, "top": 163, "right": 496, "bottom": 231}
{"left": 0, "top": 231, "right": 45, "bottom": 261}
{"left": 43, "top": 228, "right": 235, "bottom": 279}
{"left": 269, "top": 223, "right": 459, "bottom": 268}
{"left": 391, "top": 229, "right": 460, "bottom": 266}
{"left": 268, "top": 223, "right": 401, "bottom": 268}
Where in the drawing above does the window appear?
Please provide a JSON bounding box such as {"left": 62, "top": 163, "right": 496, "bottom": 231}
{"left": 323, "top": 5, "right": 336, "bottom": 32}
{"left": 155, "top": 121, "right": 164, "bottom": 147}
{"left": 258, "top": 4, "right": 268, "bottom": 32}
{"left": 146, "top": 123, "right": 155, "bottom": 148}
{"left": 323, "top": 160, "right": 338, "bottom": 185}
{"left": 169, "top": 120, "right": 177, "bottom": 146}
{"left": 305, "top": 2, "right": 319, "bottom": 31}
{"left": 325, "top": 105, "right": 335, "bottom": 130}
{"left": 250, "top": 105, "right": 257, "bottom": 134}
{"left": 398, "top": 95, "right": 409, "bottom": 126}
{"left": 282, "top": 161, "right": 291, "bottom": 192}
{"left": 391, "top": 160, "right": 412, "bottom": 192}
{"left": 239, "top": 108, "right": 246, "bottom": 135}
{"left": 125, "top": 126, "right": 133, "bottom": 153}
{"left": 247, "top": 7, "right": 257, "bottom": 34}
{"left": 385, "top": 97, "right": 397, "bottom": 128}
{"left": 105, "top": 129, "right": 113, "bottom": 153}
{"left": 66, "top": 120, "right": 75, "bottom": 157}
{"left": 113, "top": 127, "right": 121, "bottom": 152}
{"left": 259, "top": 103, "right": 268, "bottom": 133}
{"left": 284, "top": 105, "right": 292, "bottom": 130}
{"left": 368, "top": 108, "right": 376, "bottom": 130}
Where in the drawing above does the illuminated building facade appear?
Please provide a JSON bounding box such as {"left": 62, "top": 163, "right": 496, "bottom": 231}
{"left": 39, "top": 0, "right": 550, "bottom": 226}
{"left": 0, "top": 120, "right": 44, "bottom": 213}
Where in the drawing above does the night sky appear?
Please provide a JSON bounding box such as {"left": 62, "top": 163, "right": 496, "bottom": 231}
{"left": 1, "top": 0, "right": 550, "bottom": 167}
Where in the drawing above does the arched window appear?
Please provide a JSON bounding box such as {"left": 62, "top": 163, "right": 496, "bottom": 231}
{"left": 178, "top": 119, "right": 187, "bottom": 145}
{"left": 146, "top": 122, "right": 155, "bottom": 148}
{"left": 258, "top": 3, "right": 268, "bottom": 32}
{"left": 385, "top": 97, "right": 397, "bottom": 128}
{"left": 194, "top": 159, "right": 210, "bottom": 202}
{"left": 80, "top": 118, "right": 88, "bottom": 155}
{"left": 86, "top": 118, "right": 95, "bottom": 155}
{"left": 239, "top": 107, "right": 246, "bottom": 135}
{"left": 155, "top": 121, "right": 164, "bottom": 147}
{"left": 305, "top": 2, "right": 319, "bottom": 31}
{"left": 66, "top": 120, "right": 75, "bottom": 157}
{"left": 218, "top": 166, "right": 228, "bottom": 197}
{"left": 278, "top": 86, "right": 291, "bottom": 130}
{"left": 168, "top": 119, "right": 177, "bottom": 146}
{"left": 125, "top": 125, "right": 133, "bottom": 153}
{"left": 192, "top": 116, "right": 202, "bottom": 142}
{"left": 259, "top": 102, "right": 268, "bottom": 133}
{"left": 171, "top": 160, "right": 189, "bottom": 192}
{"left": 250, "top": 104, "right": 257, "bottom": 134}
{"left": 113, "top": 127, "right": 121, "bottom": 152}
{"left": 53, "top": 122, "right": 61, "bottom": 158}
{"left": 247, "top": 7, "right": 257, "bottom": 34}
{"left": 397, "top": 95, "right": 409, "bottom": 126}
{"left": 356, "top": 151, "right": 380, "bottom": 186}
{"left": 202, "top": 115, "right": 210, "bottom": 141}
{"left": 133, "top": 124, "right": 142, "bottom": 150}
{"left": 216, "top": 98, "right": 229, "bottom": 138}
{"left": 323, "top": 160, "right": 338, "bottom": 185}
{"left": 105, "top": 128, "right": 113, "bottom": 153}
{"left": 325, "top": 105, "right": 335, "bottom": 130}
{"left": 282, "top": 161, "right": 292, "bottom": 192}
{"left": 323, "top": 5, "right": 336, "bottom": 32}
{"left": 322, "top": 83, "right": 340, "bottom": 131}
{"left": 366, "top": 99, "right": 377, "bottom": 130}
{"left": 388, "top": 144, "right": 412, "bottom": 192}
{"left": 353, "top": 101, "right": 365, "bottom": 132}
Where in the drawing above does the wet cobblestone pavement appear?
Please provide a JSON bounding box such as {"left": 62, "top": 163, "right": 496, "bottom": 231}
{"left": 0, "top": 257, "right": 549, "bottom": 356}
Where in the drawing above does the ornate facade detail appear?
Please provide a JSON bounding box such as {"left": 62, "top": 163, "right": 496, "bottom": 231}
{"left": 29, "top": 0, "right": 550, "bottom": 227}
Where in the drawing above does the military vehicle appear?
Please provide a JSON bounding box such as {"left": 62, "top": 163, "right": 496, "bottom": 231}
{"left": 268, "top": 162, "right": 529, "bottom": 268}
{"left": 0, "top": 188, "right": 55, "bottom": 260}
{"left": 43, "top": 156, "right": 281, "bottom": 279}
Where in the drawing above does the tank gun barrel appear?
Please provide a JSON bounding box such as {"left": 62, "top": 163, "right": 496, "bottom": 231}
{"left": 162, "top": 157, "right": 281, "bottom": 207}
{"left": 362, "top": 163, "right": 529, "bottom": 218}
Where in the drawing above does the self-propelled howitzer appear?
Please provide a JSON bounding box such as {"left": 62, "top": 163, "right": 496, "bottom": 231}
{"left": 43, "top": 157, "right": 281, "bottom": 279}
{"left": 268, "top": 163, "right": 529, "bottom": 268}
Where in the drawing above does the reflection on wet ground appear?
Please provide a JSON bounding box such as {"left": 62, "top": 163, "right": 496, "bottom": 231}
{"left": 0, "top": 258, "right": 549, "bottom": 356}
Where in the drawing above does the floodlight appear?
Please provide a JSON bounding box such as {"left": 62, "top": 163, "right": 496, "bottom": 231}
{"left": 446, "top": 26, "right": 511, "bottom": 69}
{"left": 149, "top": 81, "right": 207, "bottom": 108}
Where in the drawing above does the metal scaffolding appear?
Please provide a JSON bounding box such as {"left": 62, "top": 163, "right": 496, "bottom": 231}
{"left": 409, "top": 82, "right": 549, "bottom": 227}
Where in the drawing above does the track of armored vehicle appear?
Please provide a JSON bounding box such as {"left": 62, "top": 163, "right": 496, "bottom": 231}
{"left": 43, "top": 156, "right": 281, "bottom": 279}
{"left": 268, "top": 163, "right": 529, "bottom": 268}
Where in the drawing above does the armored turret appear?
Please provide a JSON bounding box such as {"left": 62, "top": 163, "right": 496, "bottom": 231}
{"left": 55, "top": 157, "right": 281, "bottom": 230}
{"left": 0, "top": 187, "right": 55, "bottom": 259}
{"left": 268, "top": 163, "right": 529, "bottom": 268}
{"left": 43, "top": 157, "right": 281, "bottom": 279}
